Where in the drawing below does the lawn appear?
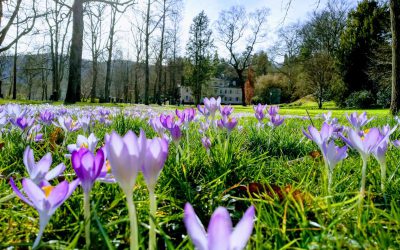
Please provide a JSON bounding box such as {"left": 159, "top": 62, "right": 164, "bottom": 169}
{"left": 0, "top": 102, "right": 399, "bottom": 249}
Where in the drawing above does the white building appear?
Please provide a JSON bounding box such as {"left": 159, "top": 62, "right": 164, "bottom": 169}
{"left": 180, "top": 78, "right": 242, "bottom": 104}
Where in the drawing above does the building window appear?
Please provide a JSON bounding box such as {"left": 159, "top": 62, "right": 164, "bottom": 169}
{"left": 186, "top": 96, "right": 189, "bottom": 101}
{"left": 230, "top": 90, "right": 232, "bottom": 94}
{"left": 225, "top": 90, "right": 227, "bottom": 94}
{"left": 220, "top": 90, "right": 223, "bottom": 94}
{"left": 229, "top": 97, "right": 232, "bottom": 101}
{"left": 224, "top": 97, "right": 227, "bottom": 101}
{"left": 236, "top": 97, "right": 239, "bottom": 101}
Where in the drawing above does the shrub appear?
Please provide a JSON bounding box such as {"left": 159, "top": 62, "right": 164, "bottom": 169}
{"left": 345, "top": 90, "right": 375, "bottom": 108}
{"left": 377, "top": 86, "right": 391, "bottom": 108}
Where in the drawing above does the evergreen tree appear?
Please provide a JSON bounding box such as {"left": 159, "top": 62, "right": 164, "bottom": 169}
{"left": 185, "top": 11, "right": 213, "bottom": 104}
{"left": 339, "top": 0, "right": 390, "bottom": 100}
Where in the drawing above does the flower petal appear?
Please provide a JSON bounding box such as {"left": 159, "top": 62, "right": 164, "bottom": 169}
{"left": 207, "top": 207, "right": 232, "bottom": 250}
{"left": 183, "top": 203, "right": 207, "bottom": 250}
{"left": 348, "top": 129, "right": 365, "bottom": 155}
{"left": 9, "top": 178, "right": 33, "bottom": 207}
{"left": 48, "top": 181, "right": 69, "bottom": 210}
{"left": 230, "top": 206, "right": 255, "bottom": 250}
{"left": 45, "top": 163, "right": 66, "bottom": 181}
{"left": 23, "top": 146, "right": 34, "bottom": 175}
{"left": 22, "top": 178, "right": 45, "bottom": 211}
{"left": 33, "top": 153, "right": 52, "bottom": 179}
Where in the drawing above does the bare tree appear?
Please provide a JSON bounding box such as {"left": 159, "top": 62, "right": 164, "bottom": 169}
{"left": 0, "top": 1, "right": 37, "bottom": 53}
{"left": 104, "top": 5, "right": 117, "bottom": 103}
{"left": 165, "top": 8, "right": 182, "bottom": 104}
{"left": 45, "top": 0, "right": 72, "bottom": 101}
{"left": 64, "top": 0, "right": 132, "bottom": 104}
{"left": 0, "top": 1, "right": 38, "bottom": 99}
{"left": 23, "top": 53, "right": 42, "bottom": 100}
{"left": 270, "top": 23, "right": 302, "bottom": 100}
{"left": 144, "top": 0, "right": 164, "bottom": 105}
{"left": 154, "top": 0, "right": 167, "bottom": 105}
{"left": 299, "top": 0, "right": 349, "bottom": 58}
{"left": 131, "top": 14, "right": 145, "bottom": 103}
{"left": 216, "top": 6, "right": 269, "bottom": 106}
{"left": 304, "top": 52, "right": 338, "bottom": 109}
{"left": 85, "top": 3, "right": 106, "bottom": 102}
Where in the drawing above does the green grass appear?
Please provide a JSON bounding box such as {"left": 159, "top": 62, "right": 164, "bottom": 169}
{"left": 0, "top": 104, "right": 399, "bottom": 249}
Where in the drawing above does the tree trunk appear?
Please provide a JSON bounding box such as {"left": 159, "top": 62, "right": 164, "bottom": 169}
{"left": 134, "top": 62, "right": 139, "bottom": 103}
{"left": 65, "top": 0, "right": 83, "bottom": 104}
{"left": 105, "top": 8, "right": 116, "bottom": 103}
{"left": 390, "top": 0, "right": 400, "bottom": 114}
{"left": 236, "top": 69, "right": 246, "bottom": 106}
{"left": 91, "top": 59, "right": 98, "bottom": 103}
{"left": 144, "top": 0, "right": 151, "bottom": 105}
{"left": 28, "top": 76, "right": 32, "bottom": 100}
{"left": 155, "top": 0, "right": 166, "bottom": 106}
{"left": 12, "top": 37, "right": 18, "bottom": 100}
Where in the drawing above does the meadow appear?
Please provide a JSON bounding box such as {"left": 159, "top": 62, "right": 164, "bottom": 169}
{"left": 0, "top": 100, "right": 399, "bottom": 249}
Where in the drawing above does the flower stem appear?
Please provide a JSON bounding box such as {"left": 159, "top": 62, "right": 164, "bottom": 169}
{"left": 149, "top": 189, "right": 157, "bottom": 250}
{"left": 358, "top": 157, "right": 368, "bottom": 228}
{"left": 126, "top": 193, "right": 139, "bottom": 250}
{"left": 359, "top": 157, "right": 368, "bottom": 201}
{"left": 33, "top": 215, "right": 49, "bottom": 249}
{"left": 83, "top": 192, "right": 91, "bottom": 249}
{"left": 380, "top": 162, "right": 387, "bottom": 204}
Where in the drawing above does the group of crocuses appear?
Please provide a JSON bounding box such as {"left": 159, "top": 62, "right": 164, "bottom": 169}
{"left": 302, "top": 111, "right": 399, "bottom": 208}
{"left": 6, "top": 98, "right": 267, "bottom": 249}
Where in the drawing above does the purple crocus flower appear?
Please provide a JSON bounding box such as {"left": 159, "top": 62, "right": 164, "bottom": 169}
{"left": 198, "top": 104, "right": 210, "bottom": 118}
{"left": 58, "top": 108, "right": 68, "bottom": 116}
{"left": 39, "top": 110, "right": 55, "bottom": 125}
{"left": 105, "top": 130, "right": 145, "bottom": 195}
{"left": 346, "top": 112, "right": 373, "bottom": 131}
{"left": 371, "top": 125, "right": 395, "bottom": 167}
{"left": 269, "top": 114, "right": 284, "bottom": 128}
{"left": 10, "top": 177, "right": 79, "bottom": 248}
{"left": 160, "top": 114, "right": 179, "bottom": 129}
{"left": 201, "top": 137, "right": 211, "bottom": 151}
{"left": 341, "top": 128, "right": 383, "bottom": 160}
{"left": 321, "top": 141, "right": 348, "bottom": 172}
{"left": 141, "top": 137, "right": 169, "bottom": 191}
{"left": 54, "top": 116, "right": 81, "bottom": 132}
{"left": 67, "top": 133, "right": 99, "bottom": 155}
{"left": 170, "top": 124, "right": 182, "bottom": 143}
{"left": 267, "top": 106, "right": 279, "bottom": 117}
{"left": 199, "top": 121, "right": 210, "bottom": 134}
{"left": 105, "top": 130, "right": 147, "bottom": 249}
{"left": 12, "top": 116, "right": 34, "bottom": 131}
{"left": 23, "top": 146, "right": 66, "bottom": 186}
{"left": 27, "top": 124, "right": 43, "bottom": 142}
{"left": 0, "top": 115, "right": 8, "bottom": 129}
{"left": 253, "top": 104, "right": 266, "bottom": 123}
{"left": 321, "top": 111, "right": 332, "bottom": 123}
{"left": 78, "top": 115, "right": 91, "bottom": 134}
{"left": 221, "top": 117, "right": 238, "bottom": 132}
{"left": 220, "top": 105, "right": 233, "bottom": 118}
{"left": 204, "top": 97, "right": 221, "bottom": 117}
{"left": 176, "top": 108, "right": 196, "bottom": 127}
{"left": 149, "top": 117, "right": 166, "bottom": 136}
{"left": 71, "top": 147, "right": 105, "bottom": 194}
{"left": 184, "top": 203, "right": 255, "bottom": 250}
{"left": 303, "top": 122, "right": 334, "bottom": 148}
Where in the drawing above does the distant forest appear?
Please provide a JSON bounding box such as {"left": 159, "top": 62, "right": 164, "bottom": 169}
{"left": 0, "top": 0, "right": 399, "bottom": 110}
